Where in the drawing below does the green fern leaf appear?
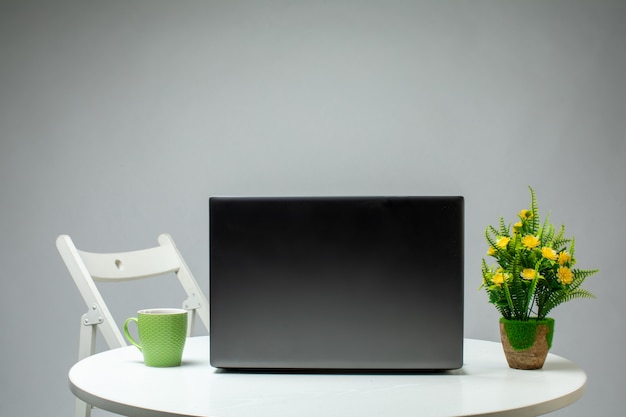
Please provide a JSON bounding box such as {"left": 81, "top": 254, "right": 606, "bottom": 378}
{"left": 499, "top": 217, "right": 509, "bottom": 236}
{"left": 528, "top": 186, "right": 540, "bottom": 233}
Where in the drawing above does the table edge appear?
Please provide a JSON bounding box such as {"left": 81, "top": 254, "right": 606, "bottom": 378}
{"left": 70, "top": 380, "right": 193, "bottom": 417}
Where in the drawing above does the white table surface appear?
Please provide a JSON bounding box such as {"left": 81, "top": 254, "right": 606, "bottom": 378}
{"left": 69, "top": 336, "right": 586, "bottom": 417}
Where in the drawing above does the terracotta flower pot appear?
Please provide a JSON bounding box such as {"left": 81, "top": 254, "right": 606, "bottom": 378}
{"left": 499, "top": 318, "right": 554, "bottom": 370}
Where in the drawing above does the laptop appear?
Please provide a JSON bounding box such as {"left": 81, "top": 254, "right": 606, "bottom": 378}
{"left": 209, "top": 196, "right": 464, "bottom": 370}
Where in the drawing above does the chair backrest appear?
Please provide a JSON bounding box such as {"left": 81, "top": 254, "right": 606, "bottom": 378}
{"left": 57, "top": 233, "right": 209, "bottom": 360}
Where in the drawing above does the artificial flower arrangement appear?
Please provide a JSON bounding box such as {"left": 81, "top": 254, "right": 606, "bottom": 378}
{"left": 481, "top": 186, "right": 598, "bottom": 322}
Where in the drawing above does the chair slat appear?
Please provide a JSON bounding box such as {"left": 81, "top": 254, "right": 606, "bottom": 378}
{"left": 78, "top": 245, "right": 180, "bottom": 281}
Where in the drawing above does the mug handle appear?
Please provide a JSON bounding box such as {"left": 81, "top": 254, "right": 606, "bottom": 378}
{"left": 123, "top": 317, "right": 142, "bottom": 351}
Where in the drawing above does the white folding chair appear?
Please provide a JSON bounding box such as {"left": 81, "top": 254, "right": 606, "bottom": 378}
{"left": 56, "top": 233, "right": 209, "bottom": 417}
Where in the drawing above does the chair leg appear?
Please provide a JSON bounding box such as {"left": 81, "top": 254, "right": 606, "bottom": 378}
{"left": 76, "top": 317, "right": 97, "bottom": 416}
{"left": 187, "top": 309, "right": 197, "bottom": 336}
{"left": 78, "top": 315, "right": 97, "bottom": 360}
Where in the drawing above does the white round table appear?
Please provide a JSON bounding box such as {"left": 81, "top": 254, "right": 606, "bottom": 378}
{"left": 69, "top": 336, "right": 586, "bottom": 417}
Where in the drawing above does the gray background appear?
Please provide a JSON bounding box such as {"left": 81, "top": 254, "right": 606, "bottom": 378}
{"left": 1, "top": 0, "right": 624, "bottom": 416}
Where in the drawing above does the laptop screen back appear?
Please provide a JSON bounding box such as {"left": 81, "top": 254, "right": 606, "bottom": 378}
{"left": 210, "top": 196, "right": 464, "bottom": 370}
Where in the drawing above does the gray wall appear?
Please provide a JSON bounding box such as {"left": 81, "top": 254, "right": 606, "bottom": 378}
{"left": 1, "top": 1, "right": 624, "bottom": 416}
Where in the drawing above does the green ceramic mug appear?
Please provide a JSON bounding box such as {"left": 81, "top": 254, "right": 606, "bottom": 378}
{"left": 123, "top": 308, "right": 188, "bottom": 367}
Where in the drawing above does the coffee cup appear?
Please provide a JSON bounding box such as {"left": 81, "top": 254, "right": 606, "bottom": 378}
{"left": 123, "top": 308, "right": 188, "bottom": 367}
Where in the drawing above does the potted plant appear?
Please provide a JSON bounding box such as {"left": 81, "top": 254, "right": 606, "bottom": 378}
{"left": 480, "top": 187, "right": 598, "bottom": 369}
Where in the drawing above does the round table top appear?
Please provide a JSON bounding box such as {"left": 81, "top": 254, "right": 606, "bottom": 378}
{"left": 69, "top": 336, "right": 586, "bottom": 417}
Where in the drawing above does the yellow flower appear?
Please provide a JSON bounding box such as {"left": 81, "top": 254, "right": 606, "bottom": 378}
{"left": 492, "top": 272, "right": 506, "bottom": 286}
{"left": 513, "top": 222, "right": 523, "bottom": 233}
{"left": 520, "top": 268, "right": 536, "bottom": 280}
{"left": 487, "top": 247, "right": 497, "bottom": 256}
{"left": 557, "top": 266, "right": 574, "bottom": 285}
{"left": 518, "top": 209, "right": 533, "bottom": 220}
{"left": 496, "top": 236, "right": 510, "bottom": 249}
{"left": 541, "top": 247, "right": 557, "bottom": 261}
{"left": 558, "top": 251, "right": 571, "bottom": 266}
{"left": 522, "top": 235, "right": 540, "bottom": 249}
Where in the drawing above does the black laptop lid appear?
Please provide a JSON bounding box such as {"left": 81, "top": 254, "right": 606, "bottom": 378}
{"left": 209, "top": 196, "right": 464, "bottom": 370}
